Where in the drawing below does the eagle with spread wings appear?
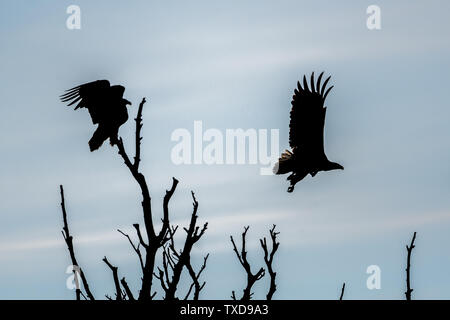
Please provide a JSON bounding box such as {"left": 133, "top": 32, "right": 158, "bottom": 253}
{"left": 273, "top": 72, "right": 343, "bottom": 192}
{"left": 60, "top": 80, "right": 131, "bottom": 151}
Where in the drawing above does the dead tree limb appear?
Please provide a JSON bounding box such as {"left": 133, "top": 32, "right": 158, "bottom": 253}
{"left": 339, "top": 282, "right": 345, "bottom": 300}
{"left": 155, "top": 192, "right": 209, "bottom": 300}
{"left": 185, "top": 254, "right": 209, "bottom": 300}
{"left": 60, "top": 185, "right": 95, "bottom": 300}
{"left": 102, "top": 257, "right": 123, "bottom": 300}
{"left": 158, "top": 178, "right": 179, "bottom": 243}
{"left": 116, "top": 97, "right": 156, "bottom": 300}
{"left": 260, "top": 225, "right": 279, "bottom": 300}
{"left": 133, "top": 98, "right": 146, "bottom": 171}
{"left": 133, "top": 223, "right": 147, "bottom": 248}
{"left": 405, "top": 232, "right": 417, "bottom": 300}
{"left": 115, "top": 98, "right": 182, "bottom": 300}
{"left": 231, "top": 226, "right": 265, "bottom": 300}
{"left": 118, "top": 229, "right": 144, "bottom": 273}
{"left": 116, "top": 131, "right": 151, "bottom": 242}
{"left": 60, "top": 96, "right": 210, "bottom": 301}
{"left": 121, "top": 277, "right": 135, "bottom": 300}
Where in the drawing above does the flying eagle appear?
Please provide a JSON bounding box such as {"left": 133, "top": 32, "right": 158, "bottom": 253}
{"left": 60, "top": 80, "right": 131, "bottom": 151}
{"left": 273, "top": 72, "right": 343, "bottom": 192}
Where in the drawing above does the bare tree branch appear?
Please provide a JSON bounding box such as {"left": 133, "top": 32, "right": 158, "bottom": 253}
{"left": 184, "top": 282, "right": 195, "bottom": 300}
{"left": 185, "top": 254, "right": 209, "bottom": 300}
{"left": 405, "top": 231, "right": 417, "bottom": 300}
{"left": 114, "top": 98, "right": 180, "bottom": 300}
{"left": 132, "top": 223, "right": 147, "bottom": 248}
{"left": 231, "top": 226, "right": 265, "bottom": 300}
{"left": 260, "top": 225, "right": 279, "bottom": 300}
{"left": 60, "top": 185, "right": 95, "bottom": 300}
{"left": 79, "top": 291, "right": 87, "bottom": 300}
{"left": 156, "top": 191, "right": 209, "bottom": 300}
{"left": 116, "top": 136, "right": 155, "bottom": 241}
{"left": 103, "top": 256, "right": 122, "bottom": 300}
{"left": 118, "top": 229, "right": 144, "bottom": 273}
{"left": 339, "top": 282, "right": 345, "bottom": 300}
{"left": 133, "top": 97, "right": 146, "bottom": 170}
{"left": 154, "top": 267, "right": 168, "bottom": 293}
{"left": 158, "top": 177, "right": 179, "bottom": 242}
{"left": 120, "top": 277, "right": 135, "bottom": 301}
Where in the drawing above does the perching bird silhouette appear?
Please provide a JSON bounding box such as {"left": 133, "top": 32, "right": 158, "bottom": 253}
{"left": 273, "top": 72, "right": 343, "bottom": 192}
{"left": 60, "top": 80, "right": 131, "bottom": 151}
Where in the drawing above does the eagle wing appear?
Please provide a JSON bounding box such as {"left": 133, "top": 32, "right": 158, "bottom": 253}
{"left": 289, "top": 72, "right": 333, "bottom": 157}
{"left": 60, "top": 80, "right": 111, "bottom": 124}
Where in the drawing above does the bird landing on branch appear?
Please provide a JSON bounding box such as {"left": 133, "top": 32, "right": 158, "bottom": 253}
{"left": 60, "top": 80, "right": 132, "bottom": 151}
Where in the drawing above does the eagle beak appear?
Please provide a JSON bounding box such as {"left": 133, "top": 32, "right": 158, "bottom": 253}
{"left": 124, "top": 99, "right": 132, "bottom": 106}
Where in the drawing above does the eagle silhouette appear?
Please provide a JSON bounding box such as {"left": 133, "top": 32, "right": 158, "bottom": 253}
{"left": 273, "top": 72, "right": 343, "bottom": 192}
{"left": 60, "top": 80, "right": 131, "bottom": 151}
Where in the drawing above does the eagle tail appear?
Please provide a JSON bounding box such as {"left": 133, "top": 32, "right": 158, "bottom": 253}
{"left": 273, "top": 150, "right": 294, "bottom": 174}
{"left": 88, "top": 127, "right": 109, "bottom": 151}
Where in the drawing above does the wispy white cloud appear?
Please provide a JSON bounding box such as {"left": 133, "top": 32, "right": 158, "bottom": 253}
{"left": 0, "top": 211, "right": 290, "bottom": 255}
{"left": 2, "top": 209, "right": 450, "bottom": 259}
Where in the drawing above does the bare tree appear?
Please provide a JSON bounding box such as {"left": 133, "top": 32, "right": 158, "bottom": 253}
{"left": 231, "top": 226, "right": 280, "bottom": 300}
{"left": 405, "top": 232, "right": 417, "bottom": 300}
{"left": 60, "top": 97, "right": 209, "bottom": 300}
{"left": 154, "top": 191, "right": 209, "bottom": 300}
{"left": 260, "top": 225, "right": 280, "bottom": 300}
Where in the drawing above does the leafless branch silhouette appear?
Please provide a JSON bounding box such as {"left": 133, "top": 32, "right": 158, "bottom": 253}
{"left": 339, "top": 282, "right": 345, "bottom": 300}
{"left": 60, "top": 97, "right": 211, "bottom": 301}
{"left": 102, "top": 256, "right": 124, "bottom": 300}
{"left": 120, "top": 277, "right": 135, "bottom": 300}
{"left": 117, "top": 229, "right": 144, "bottom": 273}
{"left": 260, "top": 225, "right": 280, "bottom": 300}
{"left": 405, "top": 231, "right": 417, "bottom": 300}
{"left": 60, "top": 185, "right": 95, "bottom": 300}
{"left": 231, "top": 226, "right": 266, "bottom": 300}
{"left": 155, "top": 191, "right": 209, "bottom": 300}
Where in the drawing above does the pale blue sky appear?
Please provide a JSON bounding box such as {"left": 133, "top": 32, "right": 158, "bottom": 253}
{"left": 0, "top": 0, "right": 449, "bottom": 299}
